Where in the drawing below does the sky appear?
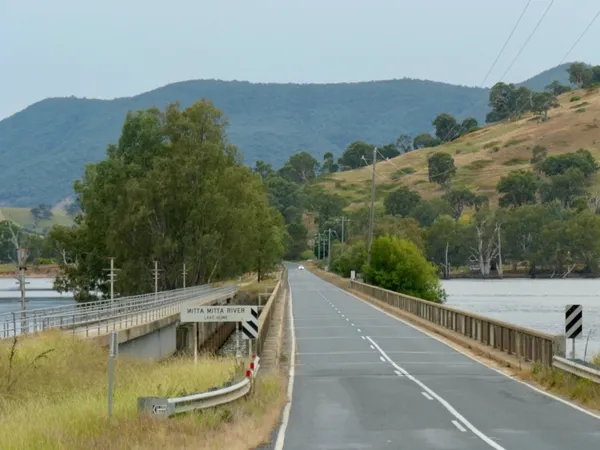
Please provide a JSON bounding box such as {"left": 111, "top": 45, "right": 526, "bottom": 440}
{"left": 0, "top": 0, "right": 599, "bottom": 120}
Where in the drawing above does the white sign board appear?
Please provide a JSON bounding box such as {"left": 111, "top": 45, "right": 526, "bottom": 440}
{"left": 351, "top": 270, "right": 356, "bottom": 280}
{"left": 180, "top": 305, "right": 254, "bottom": 323}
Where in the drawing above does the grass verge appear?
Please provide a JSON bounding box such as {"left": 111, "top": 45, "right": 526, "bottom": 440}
{"left": 0, "top": 331, "right": 286, "bottom": 449}
{"left": 307, "top": 264, "right": 600, "bottom": 414}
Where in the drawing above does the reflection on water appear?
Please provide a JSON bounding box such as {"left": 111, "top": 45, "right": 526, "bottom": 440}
{"left": 442, "top": 279, "right": 600, "bottom": 360}
{"left": 0, "top": 277, "right": 74, "bottom": 315}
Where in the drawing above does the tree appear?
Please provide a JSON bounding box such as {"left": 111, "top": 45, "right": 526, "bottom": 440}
{"left": 409, "top": 198, "right": 453, "bottom": 227}
{"left": 530, "top": 145, "right": 548, "bottom": 174}
{"left": 31, "top": 204, "right": 53, "bottom": 222}
{"left": 539, "top": 149, "right": 599, "bottom": 178}
{"left": 49, "top": 100, "right": 285, "bottom": 301}
{"left": 384, "top": 186, "right": 421, "bottom": 217}
{"left": 363, "top": 235, "right": 445, "bottom": 303}
{"left": 460, "top": 117, "right": 479, "bottom": 135}
{"left": 253, "top": 207, "right": 286, "bottom": 281}
{"left": 413, "top": 133, "right": 439, "bottom": 149}
{"left": 426, "top": 215, "right": 470, "bottom": 279}
{"left": 466, "top": 209, "right": 501, "bottom": 278}
{"left": 496, "top": 170, "right": 538, "bottom": 208}
{"left": 545, "top": 80, "right": 572, "bottom": 96}
{"left": 531, "top": 92, "right": 559, "bottom": 121}
{"left": 278, "top": 151, "right": 319, "bottom": 183}
{"left": 432, "top": 113, "right": 459, "bottom": 142}
{"left": 285, "top": 220, "right": 308, "bottom": 260}
{"left": 374, "top": 216, "right": 426, "bottom": 253}
{"left": 427, "top": 152, "right": 456, "bottom": 188}
{"left": 253, "top": 160, "right": 274, "bottom": 180}
{"left": 442, "top": 187, "right": 476, "bottom": 220}
{"left": 378, "top": 143, "right": 401, "bottom": 160}
{"left": 395, "top": 134, "right": 412, "bottom": 153}
{"left": 320, "top": 152, "right": 339, "bottom": 175}
{"left": 338, "top": 141, "right": 373, "bottom": 170}
{"left": 540, "top": 167, "right": 587, "bottom": 209}
{"left": 567, "top": 62, "right": 592, "bottom": 88}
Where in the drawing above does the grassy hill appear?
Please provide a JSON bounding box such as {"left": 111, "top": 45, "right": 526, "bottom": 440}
{"left": 0, "top": 207, "right": 73, "bottom": 233}
{"left": 0, "top": 64, "right": 572, "bottom": 206}
{"left": 319, "top": 87, "right": 600, "bottom": 209}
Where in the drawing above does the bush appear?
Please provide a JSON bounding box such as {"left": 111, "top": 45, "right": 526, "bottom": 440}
{"left": 299, "top": 249, "right": 315, "bottom": 260}
{"left": 570, "top": 95, "right": 581, "bottom": 102}
{"left": 363, "top": 235, "right": 445, "bottom": 303}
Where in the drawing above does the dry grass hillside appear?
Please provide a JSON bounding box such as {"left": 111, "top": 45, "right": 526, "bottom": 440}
{"left": 319, "top": 88, "right": 600, "bottom": 209}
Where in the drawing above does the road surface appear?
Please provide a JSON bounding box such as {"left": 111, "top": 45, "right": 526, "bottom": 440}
{"left": 276, "top": 267, "right": 600, "bottom": 449}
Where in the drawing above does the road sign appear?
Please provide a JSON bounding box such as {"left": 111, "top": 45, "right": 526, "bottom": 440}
{"left": 152, "top": 404, "right": 167, "bottom": 415}
{"left": 242, "top": 307, "right": 259, "bottom": 340}
{"left": 180, "top": 305, "right": 255, "bottom": 323}
{"left": 565, "top": 304, "right": 583, "bottom": 339}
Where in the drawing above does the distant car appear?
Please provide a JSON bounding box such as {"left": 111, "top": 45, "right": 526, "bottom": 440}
{"left": 298, "top": 265, "right": 305, "bottom": 270}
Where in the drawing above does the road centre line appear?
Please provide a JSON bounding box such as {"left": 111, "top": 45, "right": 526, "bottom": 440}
{"left": 366, "top": 336, "right": 506, "bottom": 450}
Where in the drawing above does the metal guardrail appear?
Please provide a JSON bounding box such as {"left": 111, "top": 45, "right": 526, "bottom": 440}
{"left": 0, "top": 284, "right": 237, "bottom": 339}
{"left": 553, "top": 356, "right": 600, "bottom": 384}
{"left": 138, "top": 356, "right": 261, "bottom": 418}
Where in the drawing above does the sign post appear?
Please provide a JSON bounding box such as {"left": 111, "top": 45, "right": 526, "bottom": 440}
{"left": 565, "top": 304, "right": 583, "bottom": 359}
{"left": 108, "top": 331, "right": 118, "bottom": 419}
{"left": 180, "top": 305, "right": 259, "bottom": 360}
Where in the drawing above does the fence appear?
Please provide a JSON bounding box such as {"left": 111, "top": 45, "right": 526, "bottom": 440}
{"left": 350, "top": 280, "right": 557, "bottom": 365}
{"left": 0, "top": 284, "right": 237, "bottom": 339}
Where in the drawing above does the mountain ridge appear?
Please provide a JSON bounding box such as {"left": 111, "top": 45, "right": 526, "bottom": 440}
{"left": 0, "top": 63, "right": 573, "bottom": 206}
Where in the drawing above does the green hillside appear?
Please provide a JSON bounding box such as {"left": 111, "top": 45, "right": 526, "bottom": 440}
{"left": 0, "top": 64, "right": 572, "bottom": 206}
{"left": 0, "top": 207, "right": 74, "bottom": 234}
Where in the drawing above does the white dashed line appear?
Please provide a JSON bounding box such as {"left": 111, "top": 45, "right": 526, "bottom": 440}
{"left": 394, "top": 370, "right": 404, "bottom": 377}
{"left": 351, "top": 323, "right": 355, "bottom": 326}
{"left": 357, "top": 328, "right": 361, "bottom": 332}
{"left": 379, "top": 356, "right": 386, "bottom": 362}
{"left": 421, "top": 392, "right": 434, "bottom": 401}
{"left": 366, "top": 336, "right": 505, "bottom": 449}
{"left": 370, "top": 345, "right": 375, "bottom": 350}
{"left": 361, "top": 336, "right": 366, "bottom": 340}
{"left": 452, "top": 420, "right": 467, "bottom": 432}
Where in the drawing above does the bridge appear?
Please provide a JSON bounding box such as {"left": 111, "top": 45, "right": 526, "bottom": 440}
{"left": 273, "top": 265, "right": 600, "bottom": 450}
{"left": 0, "top": 284, "right": 238, "bottom": 360}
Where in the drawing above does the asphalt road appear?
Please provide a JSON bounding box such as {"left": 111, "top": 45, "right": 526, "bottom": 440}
{"left": 275, "top": 267, "right": 600, "bottom": 450}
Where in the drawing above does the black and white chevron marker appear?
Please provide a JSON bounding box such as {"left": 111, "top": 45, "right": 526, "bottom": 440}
{"left": 242, "top": 307, "right": 258, "bottom": 340}
{"left": 565, "top": 304, "right": 583, "bottom": 339}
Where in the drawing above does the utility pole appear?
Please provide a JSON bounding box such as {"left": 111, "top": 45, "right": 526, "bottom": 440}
{"left": 367, "top": 146, "right": 377, "bottom": 266}
{"left": 182, "top": 263, "right": 188, "bottom": 289}
{"left": 150, "top": 261, "right": 163, "bottom": 300}
{"left": 317, "top": 232, "right": 321, "bottom": 259}
{"left": 341, "top": 217, "right": 345, "bottom": 243}
{"left": 327, "top": 228, "right": 332, "bottom": 271}
{"left": 16, "top": 248, "right": 29, "bottom": 334}
{"left": 103, "top": 258, "right": 120, "bottom": 310}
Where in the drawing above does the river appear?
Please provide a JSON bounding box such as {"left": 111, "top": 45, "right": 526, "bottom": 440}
{"left": 2, "top": 276, "right": 598, "bottom": 360}
{"left": 442, "top": 279, "right": 600, "bottom": 361}
{"left": 0, "top": 277, "right": 74, "bottom": 315}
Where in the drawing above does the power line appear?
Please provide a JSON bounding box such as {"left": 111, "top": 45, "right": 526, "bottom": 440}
{"left": 498, "top": 0, "right": 556, "bottom": 82}
{"left": 440, "top": 0, "right": 540, "bottom": 143}
{"left": 558, "top": 9, "right": 600, "bottom": 65}
{"left": 480, "top": 0, "right": 533, "bottom": 87}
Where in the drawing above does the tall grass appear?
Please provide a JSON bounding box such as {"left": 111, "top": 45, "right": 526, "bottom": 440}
{"left": 0, "top": 331, "right": 285, "bottom": 449}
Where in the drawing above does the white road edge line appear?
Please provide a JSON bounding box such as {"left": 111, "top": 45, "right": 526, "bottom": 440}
{"left": 331, "top": 282, "right": 600, "bottom": 421}
{"left": 367, "top": 336, "right": 506, "bottom": 450}
{"left": 274, "top": 284, "right": 296, "bottom": 450}
{"left": 421, "top": 392, "right": 434, "bottom": 401}
{"left": 452, "top": 420, "right": 467, "bottom": 432}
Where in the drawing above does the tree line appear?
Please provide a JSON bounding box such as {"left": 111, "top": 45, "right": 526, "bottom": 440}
{"left": 41, "top": 101, "right": 287, "bottom": 301}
